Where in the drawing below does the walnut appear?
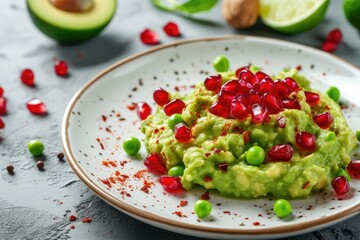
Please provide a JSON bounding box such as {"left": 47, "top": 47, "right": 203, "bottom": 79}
{"left": 222, "top": 0, "right": 260, "bottom": 29}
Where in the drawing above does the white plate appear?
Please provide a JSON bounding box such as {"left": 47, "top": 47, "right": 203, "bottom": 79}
{"left": 62, "top": 36, "right": 360, "bottom": 239}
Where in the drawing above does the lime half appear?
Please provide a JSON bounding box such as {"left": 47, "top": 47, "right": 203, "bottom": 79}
{"left": 260, "top": 0, "right": 329, "bottom": 34}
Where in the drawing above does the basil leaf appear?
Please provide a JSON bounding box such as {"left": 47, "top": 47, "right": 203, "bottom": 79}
{"left": 175, "top": 0, "right": 219, "bottom": 14}
{"left": 151, "top": 0, "right": 176, "bottom": 12}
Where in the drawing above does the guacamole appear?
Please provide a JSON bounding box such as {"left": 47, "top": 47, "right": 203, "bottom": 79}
{"left": 141, "top": 67, "right": 357, "bottom": 198}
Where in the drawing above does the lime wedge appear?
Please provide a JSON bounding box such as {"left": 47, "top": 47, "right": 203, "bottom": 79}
{"left": 260, "top": 0, "right": 329, "bottom": 34}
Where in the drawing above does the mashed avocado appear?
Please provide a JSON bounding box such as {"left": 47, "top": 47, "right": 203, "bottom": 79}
{"left": 141, "top": 68, "right": 357, "bottom": 198}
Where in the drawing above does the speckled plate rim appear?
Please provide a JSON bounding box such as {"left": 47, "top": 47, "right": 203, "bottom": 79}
{"left": 62, "top": 35, "right": 360, "bottom": 236}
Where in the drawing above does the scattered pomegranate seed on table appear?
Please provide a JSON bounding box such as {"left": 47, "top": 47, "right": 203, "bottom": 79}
{"left": 327, "top": 29, "right": 342, "bottom": 44}
{"left": 0, "top": 86, "right": 3, "bottom": 97}
{"left": 69, "top": 215, "right": 77, "bottom": 222}
{"left": 0, "top": 117, "right": 4, "bottom": 129}
{"left": 0, "top": 97, "right": 7, "bottom": 115}
{"left": 20, "top": 69, "right": 35, "bottom": 86}
{"left": 140, "top": 29, "right": 159, "bottom": 45}
{"left": 322, "top": 41, "right": 338, "bottom": 53}
{"left": 54, "top": 60, "right": 69, "bottom": 76}
{"left": 163, "top": 22, "right": 181, "bottom": 37}
{"left": 26, "top": 98, "right": 48, "bottom": 115}
{"left": 82, "top": 217, "right": 92, "bottom": 223}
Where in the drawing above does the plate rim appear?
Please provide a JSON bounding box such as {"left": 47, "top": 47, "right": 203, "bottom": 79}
{"left": 61, "top": 35, "right": 360, "bottom": 236}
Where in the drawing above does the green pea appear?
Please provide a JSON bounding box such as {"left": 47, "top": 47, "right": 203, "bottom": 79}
{"left": 324, "top": 131, "right": 336, "bottom": 141}
{"left": 123, "top": 137, "right": 141, "bottom": 156}
{"left": 273, "top": 199, "right": 292, "bottom": 218}
{"left": 168, "top": 114, "right": 183, "bottom": 131}
{"left": 335, "top": 169, "right": 351, "bottom": 182}
{"left": 213, "top": 55, "right": 229, "bottom": 72}
{"left": 194, "top": 200, "right": 212, "bottom": 218}
{"left": 245, "top": 146, "right": 265, "bottom": 166}
{"left": 168, "top": 165, "right": 185, "bottom": 176}
{"left": 356, "top": 130, "right": 360, "bottom": 141}
{"left": 327, "top": 86, "right": 340, "bottom": 102}
{"left": 28, "top": 140, "right": 44, "bottom": 156}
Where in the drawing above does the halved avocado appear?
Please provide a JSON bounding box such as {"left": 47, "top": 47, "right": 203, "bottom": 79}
{"left": 26, "top": 0, "right": 117, "bottom": 44}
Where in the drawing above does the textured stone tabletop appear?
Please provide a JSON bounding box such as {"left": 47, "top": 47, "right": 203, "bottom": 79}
{"left": 1, "top": 0, "right": 360, "bottom": 239}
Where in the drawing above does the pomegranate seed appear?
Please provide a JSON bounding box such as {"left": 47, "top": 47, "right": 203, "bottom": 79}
{"left": 0, "top": 117, "right": 4, "bottom": 129}
{"left": 218, "top": 163, "right": 228, "bottom": 171}
{"left": 331, "top": 176, "right": 349, "bottom": 195}
{"left": 322, "top": 41, "right": 338, "bottom": 53}
{"left": 174, "top": 123, "right": 192, "bottom": 142}
{"left": 209, "top": 101, "right": 230, "bottom": 118}
{"left": 295, "top": 132, "right": 316, "bottom": 152}
{"left": 163, "top": 22, "right": 181, "bottom": 37}
{"left": 281, "top": 98, "right": 301, "bottom": 110}
{"left": 159, "top": 176, "right": 183, "bottom": 193}
{"left": 239, "top": 70, "right": 259, "bottom": 85}
{"left": 0, "top": 97, "right": 6, "bottom": 115}
{"left": 313, "top": 112, "right": 333, "bottom": 129}
{"left": 235, "top": 93, "right": 249, "bottom": 106}
{"left": 263, "top": 93, "right": 282, "bottom": 114}
{"left": 255, "top": 71, "right": 269, "bottom": 81}
{"left": 257, "top": 78, "right": 275, "bottom": 95}
{"left": 251, "top": 103, "right": 268, "bottom": 124}
{"left": 136, "top": 102, "right": 152, "bottom": 120}
{"left": 153, "top": 88, "right": 170, "bottom": 106}
{"left": 327, "top": 29, "right": 342, "bottom": 44}
{"left": 238, "top": 80, "right": 254, "bottom": 94}
{"left": 20, "top": 69, "right": 35, "bottom": 86}
{"left": 235, "top": 66, "right": 249, "bottom": 78}
{"left": 221, "top": 80, "right": 239, "bottom": 94}
{"left": 248, "top": 90, "right": 261, "bottom": 106}
{"left": 140, "top": 29, "right": 159, "bottom": 45}
{"left": 347, "top": 160, "right": 360, "bottom": 179}
{"left": 283, "top": 77, "right": 301, "bottom": 93}
{"left": 268, "top": 144, "right": 293, "bottom": 162}
{"left": 218, "top": 89, "right": 235, "bottom": 104}
{"left": 163, "top": 99, "right": 186, "bottom": 116}
{"left": 204, "top": 75, "right": 222, "bottom": 92}
{"left": 274, "top": 80, "right": 289, "bottom": 98}
{"left": 304, "top": 91, "right": 320, "bottom": 106}
{"left": 27, "top": 98, "right": 47, "bottom": 115}
{"left": 144, "top": 153, "right": 167, "bottom": 175}
{"left": 54, "top": 60, "right": 68, "bottom": 76}
{"left": 276, "top": 116, "right": 286, "bottom": 128}
{"left": 230, "top": 99, "right": 248, "bottom": 120}
{"left": 0, "top": 87, "right": 3, "bottom": 97}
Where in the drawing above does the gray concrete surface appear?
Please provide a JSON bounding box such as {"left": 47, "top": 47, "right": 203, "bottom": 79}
{"left": 0, "top": 0, "right": 359, "bottom": 239}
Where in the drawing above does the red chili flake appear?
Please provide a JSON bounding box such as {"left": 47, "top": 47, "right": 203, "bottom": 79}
{"left": 99, "top": 178, "right": 112, "bottom": 188}
{"left": 195, "top": 112, "right": 200, "bottom": 118}
{"left": 120, "top": 160, "right": 127, "bottom": 167}
{"left": 204, "top": 153, "right": 211, "bottom": 157}
{"left": 221, "top": 122, "right": 232, "bottom": 136}
{"left": 69, "top": 215, "right": 77, "bottom": 222}
{"left": 101, "top": 115, "right": 107, "bottom": 122}
{"left": 82, "top": 218, "right": 92, "bottom": 223}
{"left": 174, "top": 86, "right": 180, "bottom": 92}
{"left": 140, "top": 29, "right": 159, "bottom": 45}
{"left": 258, "top": 214, "right": 263, "bottom": 217}
{"left": 116, "top": 112, "right": 121, "bottom": 117}
{"left": 163, "top": 22, "right": 181, "bottom": 37}
{"left": 70, "top": 225, "right": 75, "bottom": 229}
{"left": 173, "top": 211, "right": 186, "bottom": 217}
{"left": 218, "top": 163, "right": 228, "bottom": 171}
{"left": 204, "top": 176, "right": 212, "bottom": 182}
{"left": 213, "top": 148, "right": 221, "bottom": 154}
{"left": 296, "top": 65, "right": 302, "bottom": 71}
{"left": 140, "top": 186, "right": 149, "bottom": 193}
{"left": 223, "top": 211, "right": 231, "bottom": 214}
{"left": 127, "top": 104, "right": 136, "bottom": 111}
{"left": 179, "top": 200, "right": 188, "bottom": 206}
{"left": 96, "top": 138, "right": 105, "bottom": 150}
{"left": 200, "top": 191, "right": 210, "bottom": 200}
{"left": 253, "top": 222, "right": 260, "bottom": 226}
{"left": 114, "top": 170, "right": 121, "bottom": 176}
{"left": 153, "top": 129, "right": 159, "bottom": 134}
{"left": 102, "top": 160, "right": 109, "bottom": 167}
{"left": 243, "top": 131, "right": 250, "bottom": 143}
{"left": 302, "top": 181, "right": 310, "bottom": 189}
{"left": 105, "top": 127, "right": 112, "bottom": 133}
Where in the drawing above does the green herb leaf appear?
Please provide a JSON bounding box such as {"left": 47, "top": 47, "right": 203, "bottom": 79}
{"left": 151, "top": 0, "right": 218, "bottom": 14}
{"left": 175, "top": 0, "right": 218, "bottom": 14}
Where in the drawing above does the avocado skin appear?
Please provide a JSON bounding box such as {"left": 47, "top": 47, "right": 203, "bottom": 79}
{"left": 26, "top": 1, "right": 116, "bottom": 44}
